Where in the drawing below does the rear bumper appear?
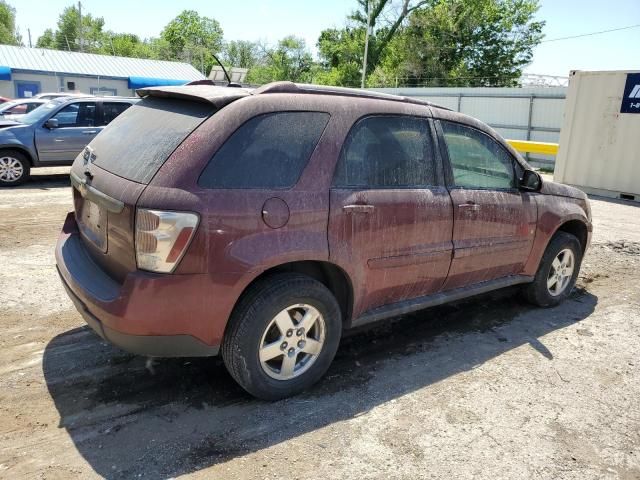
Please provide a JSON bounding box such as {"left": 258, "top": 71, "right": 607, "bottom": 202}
{"left": 55, "top": 212, "right": 225, "bottom": 357}
{"left": 57, "top": 268, "right": 218, "bottom": 357}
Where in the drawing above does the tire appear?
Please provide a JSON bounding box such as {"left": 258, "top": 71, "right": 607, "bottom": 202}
{"left": 524, "top": 231, "right": 582, "bottom": 307}
{"left": 0, "top": 150, "right": 30, "bottom": 186}
{"left": 222, "top": 273, "right": 342, "bottom": 400}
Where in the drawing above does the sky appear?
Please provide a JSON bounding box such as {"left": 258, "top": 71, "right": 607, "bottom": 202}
{"left": 8, "top": 0, "right": 640, "bottom": 77}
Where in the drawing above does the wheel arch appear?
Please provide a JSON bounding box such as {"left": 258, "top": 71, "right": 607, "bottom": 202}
{"left": 0, "top": 144, "right": 35, "bottom": 166}
{"left": 229, "top": 261, "right": 354, "bottom": 332}
{"left": 553, "top": 219, "right": 589, "bottom": 253}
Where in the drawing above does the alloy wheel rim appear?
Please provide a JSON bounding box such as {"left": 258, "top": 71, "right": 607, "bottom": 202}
{"left": 259, "top": 303, "right": 326, "bottom": 381}
{"left": 0, "top": 156, "right": 23, "bottom": 183}
{"left": 547, "top": 248, "right": 575, "bottom": 296}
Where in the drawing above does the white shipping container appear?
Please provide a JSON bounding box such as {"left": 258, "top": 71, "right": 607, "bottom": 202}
{"left": 554, "top": 70, "right": 640, "bottom": 200}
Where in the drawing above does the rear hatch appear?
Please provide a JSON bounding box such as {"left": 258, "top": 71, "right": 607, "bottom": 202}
{"left": 70, "top": 90, "right": 244, "bottom": 282}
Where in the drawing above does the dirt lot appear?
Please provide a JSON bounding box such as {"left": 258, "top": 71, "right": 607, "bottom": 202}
{"left": 1, "top": 169, "right": 639, "bottom": 480}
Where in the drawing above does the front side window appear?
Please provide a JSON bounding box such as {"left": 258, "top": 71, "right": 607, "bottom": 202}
{"left": 52, "top": 102, "right": 97, "bottom": 127}
{"left": 5, "top": 104, "right": 26, "bottom": 114}
{"left": 441, "top": 121, "right": 515, "bottom": 190}
{"left": 199, "top": 111, "right": 330, "bottom": 189}
{"left": 333, "top": 116, "right": 435, "bottom": 188}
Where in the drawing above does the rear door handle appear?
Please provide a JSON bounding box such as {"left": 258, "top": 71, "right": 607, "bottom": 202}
{"left": 343, "top": 204, "right": 375, "bottom": 214}
{"left": 458, "top": 202, "right": 480, "bottom": 211}
{"left": 82, "top": 130, "right": 97, "bottom": 134}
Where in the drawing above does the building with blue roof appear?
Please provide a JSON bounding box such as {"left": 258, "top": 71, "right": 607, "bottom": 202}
{"left": 0, "top": 45, "right": 205, "bottom": 99}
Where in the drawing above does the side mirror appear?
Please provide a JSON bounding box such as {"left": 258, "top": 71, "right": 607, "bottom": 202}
{"left": 45, "top": 118, "right": 59, "bottom": 129}
{"left": 520, "top": 170, "right": 542, "bottom": 191}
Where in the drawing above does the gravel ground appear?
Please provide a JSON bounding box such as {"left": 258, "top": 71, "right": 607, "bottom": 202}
{"left": 0, "top": 169, "right": 639, "bottom": 479}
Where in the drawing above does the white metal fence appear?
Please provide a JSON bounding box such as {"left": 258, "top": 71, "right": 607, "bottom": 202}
{"left": 371, "top": 86, "right": 567, "bottom": 167}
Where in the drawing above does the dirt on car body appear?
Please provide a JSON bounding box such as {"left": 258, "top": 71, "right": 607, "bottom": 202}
{"left": 0, "top": 170, "right": 639, "bottom": 478}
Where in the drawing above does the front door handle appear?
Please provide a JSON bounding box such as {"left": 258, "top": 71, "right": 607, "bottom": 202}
{"left": 458, "top": 202, "right": 480, "bottom": 211}
{"left": 343, "top": 204, "right": 375, "bottom": 214}
{"left": 82, "top": 130, "right": 97, "bottom": 134}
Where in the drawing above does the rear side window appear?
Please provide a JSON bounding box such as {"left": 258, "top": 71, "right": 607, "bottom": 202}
{"left": 100, "top": 102, "right": 131, "bottom": 126}
{"left": 333, "top": 116, "right": 436, "bottom": 188}
{"left": 91, "top": 98, "right": 214, "bottom": 184}
{"left": 199, "top": 111, "right": 329, "bottom": 189}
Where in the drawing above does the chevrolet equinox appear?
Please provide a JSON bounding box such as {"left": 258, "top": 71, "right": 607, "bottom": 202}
{"left": 56, "top": 82, "right": 592, "bottom": 400}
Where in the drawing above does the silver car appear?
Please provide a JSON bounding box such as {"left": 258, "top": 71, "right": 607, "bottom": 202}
{"left": 0, "top": 96, "right": 138, "bottom": 186}
{"left": 0, "top": 99, "right": 46, "bottom": 120}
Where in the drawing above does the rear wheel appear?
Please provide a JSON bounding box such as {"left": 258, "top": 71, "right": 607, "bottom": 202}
{"left": 222, "top": 273, "right": 342, "bottom": 400}
{"left": 0, "top": 150, "right": 30, "bottom": 186}
{"left": 525, "top": 231, "right": 582, "bottom": 307}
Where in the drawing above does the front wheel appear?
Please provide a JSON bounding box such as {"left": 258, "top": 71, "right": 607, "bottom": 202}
{"left": 0, "top": 150, "right": 30, "bottom": 186}
{"left": 525, "top": 231, "right": 582, "bottom": 307}
{"left": 222, "top": 273, "right": 342, "bottom": 400}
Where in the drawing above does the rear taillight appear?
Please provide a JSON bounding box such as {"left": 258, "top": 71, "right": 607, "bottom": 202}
{"left": 135, "top": 209, "right": 199, "bottom": 273}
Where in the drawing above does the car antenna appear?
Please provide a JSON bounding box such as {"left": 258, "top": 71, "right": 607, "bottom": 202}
{"left": 210, "top": 52, "right": 242, "bottom": 88}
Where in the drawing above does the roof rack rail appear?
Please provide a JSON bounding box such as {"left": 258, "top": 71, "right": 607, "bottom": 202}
{"left": 253, "top": 81, "right": 450, "bottom": 111}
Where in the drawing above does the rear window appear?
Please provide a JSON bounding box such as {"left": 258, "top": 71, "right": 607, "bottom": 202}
{"left": 198, "top": 111, "right": 330, "bottom": 189}
{"left": 91, "top": 97, "right": 214, "bottom": 184}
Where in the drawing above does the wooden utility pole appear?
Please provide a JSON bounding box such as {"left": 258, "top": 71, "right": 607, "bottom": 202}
{"left": 78, "top": 1, "right": 83, "bottom": 52}
{"left": 27, "top": 28, "right": 32, "bottom": 48}
{"left": 361, "top": 0, "right": 372, "bottom": 89}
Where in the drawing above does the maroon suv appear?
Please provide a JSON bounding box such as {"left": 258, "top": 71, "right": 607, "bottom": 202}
{"left": 56, "top": 82, "right": 592, "bottom": 400}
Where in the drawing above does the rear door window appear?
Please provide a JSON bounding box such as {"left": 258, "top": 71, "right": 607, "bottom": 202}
{"left": 199, "top": 111, "right": 330, "bottom": 189}
{"left": 333, "top": 115, "right": 436, "bottom": 188}
{"left": 91, "top": 97, "right": 214, "bottom": 184}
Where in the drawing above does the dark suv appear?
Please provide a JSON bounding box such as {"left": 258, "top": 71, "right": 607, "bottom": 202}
{"left": 56, "top": 82, "right": 592, "bottom": 400}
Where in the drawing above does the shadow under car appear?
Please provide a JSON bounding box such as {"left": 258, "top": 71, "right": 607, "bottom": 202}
{"left": 43, "top": 286, "right": 597, "bottom": 479}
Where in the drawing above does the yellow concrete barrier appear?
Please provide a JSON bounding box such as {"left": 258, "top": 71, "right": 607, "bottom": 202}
{"left": 506, "top": 140, "right": 559, "bottom": 156}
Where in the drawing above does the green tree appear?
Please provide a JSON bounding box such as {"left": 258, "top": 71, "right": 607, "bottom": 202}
{"left": 247, "top": 36, "right": 313, "bottom": 84}
{"left": 161, "top": 10, "right": 224, "bottom": 73}
{"left": 35, "top": 5, "right": 104, "bottom": 52}
{"left": 99, "top": 32, "right": 140, "bottom": 57}
{"left": 316, "top": 27, "right": 366, "bottom": 86}
{"left": 224, "top": 40, "right": 259, "bottom": 69}
{"left": 36, "top": 28, "right": 55, "bottom": 48}
{"left": 316, "top": 1, "right": 434, "bottom": 86}
{"left": 350, "top": 0, "right": 435, "bottom": 73}
{"left": 318, "top": 0, "right": 544, "bottom": 87}
{"left": 145, "top": 37, "right": 174, "bottom": 61}
{"left": 398, "top": 0, "right": 544, "bottom": 86}
{"left": 0, "top": 0, "right": 21, "bottom": 46}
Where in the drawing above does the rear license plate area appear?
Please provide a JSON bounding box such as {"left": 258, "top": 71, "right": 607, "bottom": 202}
{"left": 76, "top": 196, "right": 107, "bottom": 252}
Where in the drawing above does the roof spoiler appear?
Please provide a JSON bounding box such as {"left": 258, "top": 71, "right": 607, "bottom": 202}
{"left": 135, "top": 84, "right": 252, "bottom": 108}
